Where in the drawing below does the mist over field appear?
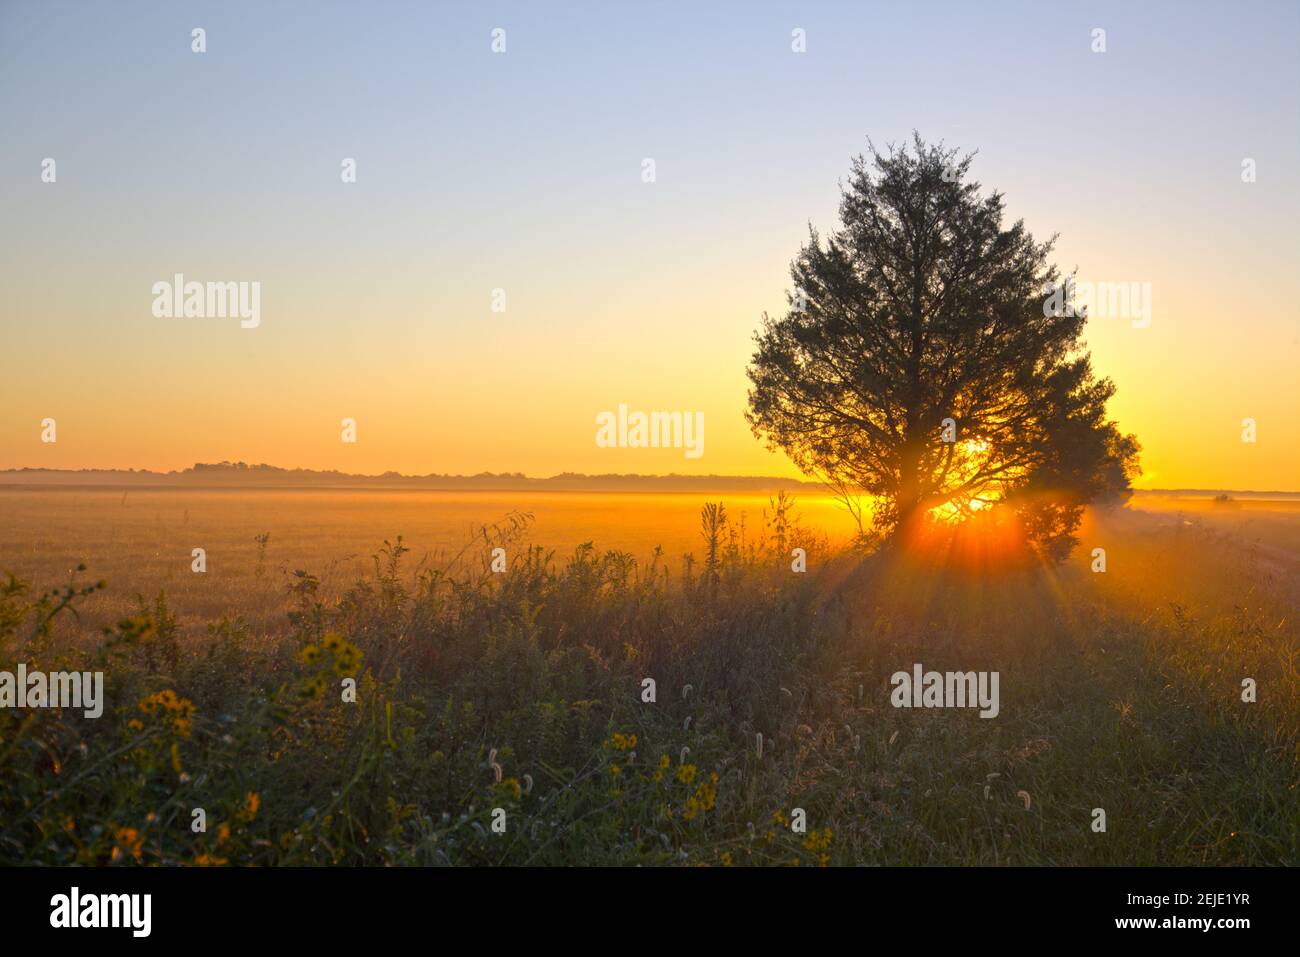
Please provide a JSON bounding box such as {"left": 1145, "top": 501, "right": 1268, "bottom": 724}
{"left": 0, "top": 486, "right": 850, "bottom": 634}
{"left": 4, "top": 484, "right": 1295, "bottom": 638}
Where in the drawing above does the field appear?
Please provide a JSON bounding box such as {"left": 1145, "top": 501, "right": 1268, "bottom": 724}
{"left": 0, "top": 488, "right": 1296, "bottom": 866}
{"left": 0, "top": 487, "right": 853, "bottom": 635}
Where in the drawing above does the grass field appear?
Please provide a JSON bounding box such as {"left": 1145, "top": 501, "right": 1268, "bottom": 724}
{"left": 0, "top": 488, "right": 850, "bottom": 636}
{"left": 0, "top": 489, "right": 1296, "bottom": 865}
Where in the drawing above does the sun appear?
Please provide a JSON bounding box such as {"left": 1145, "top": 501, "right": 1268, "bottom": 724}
{"left": 930, "top": 495, "right": 989, "bottom": 523}
{"left": 926, "top": 438, "right": 1010, "bottom": 525}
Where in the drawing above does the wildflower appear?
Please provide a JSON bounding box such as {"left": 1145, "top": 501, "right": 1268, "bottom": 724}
{"left": 607, "top": 732, "right": 637, "bottom": 751}
{"left": 693, "top": 772, "right": 718, "bottom": 812}
{"left": 321, "top": 632, "right": 345, "bottom": 654}
{"left": 111, "top": 827, "right": 143, "bottom": 863}
{"left": 802, "top": 827, "right": 833, "bottom": 853}
{"left": 138, "top": 690, "right": 196, "bottom": 737}
{"left": 238, "top": 791, "right": 261, "bottom": 823}
{"left": 676, "top": 764, "right": 697, "bottom": 785}
{"left": 333, "top": 647, "right": 361, "bottom": 677}
{"left": 298, "top": 645, "right": 322, "bottom": 665}
{"left": 719, "top": 852, "right": 733, "bottom": 867}
{"left": 658, "top": 754, "right": 670, "bottom": 769}
{"left": 300, "top": 674, "right": 327, "bottom": 699}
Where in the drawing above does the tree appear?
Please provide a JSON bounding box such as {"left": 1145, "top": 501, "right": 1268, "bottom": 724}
{"left": 746, "top": 135, "right": 1140, "bottom": 561}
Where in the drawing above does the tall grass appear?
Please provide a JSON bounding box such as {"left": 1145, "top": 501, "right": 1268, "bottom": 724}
{"left": 0, "top": 501, "right": 1294, "bottom": 866}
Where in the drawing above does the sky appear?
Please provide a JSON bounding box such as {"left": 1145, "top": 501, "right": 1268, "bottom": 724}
{"left": 1, "top": 0, "right": 1297, "bottom": 490}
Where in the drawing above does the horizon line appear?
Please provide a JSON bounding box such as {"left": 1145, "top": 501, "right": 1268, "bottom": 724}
{"left": 1, "top": 463, "right": 1298, "bottom": 498}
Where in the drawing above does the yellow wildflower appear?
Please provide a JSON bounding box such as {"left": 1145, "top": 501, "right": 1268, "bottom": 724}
{"left": 111, "top": 827, "right": 143, "bottom": 863}
{"left": 802, "top": 827, "right": 834, "bottom": 853}
{"left": 238, "top": 791, "right": 260, "bottom": 823}
{"left": 138, "top": 690, "right": 196, "bottom": 737}
{"left": 693, "top": 773, "right": 718, "bottom": 812}
{"left": 333, "top": 646, "right": 361, "bottom": 677}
